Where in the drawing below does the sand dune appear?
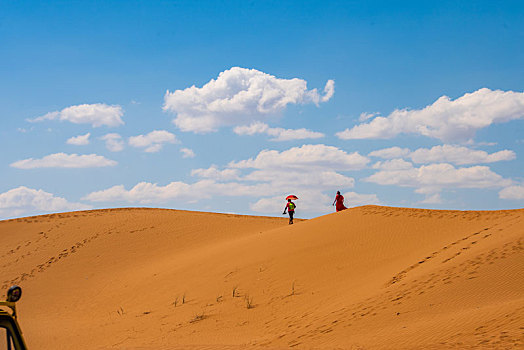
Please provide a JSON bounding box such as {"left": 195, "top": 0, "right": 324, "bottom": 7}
{"left": 0, "top": 206, "right": 522, "bottom": 349}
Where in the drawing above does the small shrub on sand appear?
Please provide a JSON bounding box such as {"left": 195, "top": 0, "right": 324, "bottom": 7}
{"left": 245, "top": 294, "right": 254, "bottom": 309}
{"left": 190, "top": 311, "right": 206, "bottom": 323}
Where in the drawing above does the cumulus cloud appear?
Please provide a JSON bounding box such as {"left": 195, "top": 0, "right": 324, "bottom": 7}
{"left": 229, "top": 144, "right": 369, "bottom": 170}
{"left": 365, "top": 162, "right": 511, "bottom": 201}
{"left": 368, "top": 147, "right": 410, "bottom": 159}
{"left": 359, "top": 112, "right": 379, "bottom": 122}
{"left": 191, "top": 166, "right": 240, "bottom": 181}
{"left": 342, "top": 191, "right": 381, "bottom": 207}
{"left": 83, "top": 180, "right": 264, "bottom": 203}
{"left": 30, "top": 103, "right": 124, "bottom": 127}
{"left": 372, "top": 159, "right": 414, "bottom": 170}
{"left": 0, "top": 186, "right": 90, "bottom": 219}
{"left": 369, "top": 145, "right": 516, "bottom": 165}
{"left": 366, "top": 163, "right": 509, "bottom": 189}
{"left": 499, "top": 185, "right": 524, "bottom": 200}
{"left": 84, "top": 167, "right": 356, "bottom": 205}
{"left": 336, "top": 88, "right": 524, "bottom": 142}
{"left": 233, "top": 122, "right": 324, "bottom": 141}
{"left": 408, "top": 145, "right": 516, "bottom": 165}
{"left": 419, "top": 193, "right": 442, "bottom": 204}
{"left": 128, "top": 130, "right": 178, "bottom": 153}
{"left": 233, "top": 122, "right": 269, "bottom": 136}
{"left": 243, "top": 169, "right": 354, "bottom": 189}
{"left": 10, "top": 153, "right": 117, "bottom": 169}
{"left": 321, "top": 79, "right": 335, "bottom": 102}
{"left": 66, "top": 132, "right": 90, "bottom": 146}
{"left": 83, "top": 144, "right": 369, "bottom": 216}
{"left": 101, "top": 133, "right": 125, "bottom": 152}
{"left": 180, "top": 148, "right": 196, "bottom": 158}
{"left": 83, "top": 173, "right": 358, "bottom": 217}
{"left": 163, "top": 67, "right": 334, "bottom": 133}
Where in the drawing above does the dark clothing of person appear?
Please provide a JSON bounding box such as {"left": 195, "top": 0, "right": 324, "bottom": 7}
{"left": 284, "top": 201, "right": 296, "bottom": 224}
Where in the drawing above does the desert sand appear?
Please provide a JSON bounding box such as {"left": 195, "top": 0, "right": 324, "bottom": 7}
{"left": 0, "top": 206, "right": 523, "bottom": 349}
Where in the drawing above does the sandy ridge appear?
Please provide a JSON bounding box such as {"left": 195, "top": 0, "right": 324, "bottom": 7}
{"left": 0, "top": 206, "right": 522, "bottom": 349}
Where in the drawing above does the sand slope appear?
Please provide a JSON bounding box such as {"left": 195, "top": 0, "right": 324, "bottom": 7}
{"left": 0, "top": 206, "right": 522, "bottom": 349}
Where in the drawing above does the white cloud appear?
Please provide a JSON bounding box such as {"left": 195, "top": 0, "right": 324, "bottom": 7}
{"left": 180, "top": 148, "right": 196, "bottom": 158}
{"left": 233, "top": 122, "right": 324, "bottom": 141}
{"left": 0, "top": 186, "right": 90, "bottom": 219}
{"left": 359, "top": 112, "right": 378, "bottom": 122}
{"left": 499, "top": 185, "right": 524, "bottom": 200}
{"left": 83, "top": 180, "right": 262, "bottom": 203}
{"left": 342, "top": 191, "right": 381, "bottom": 207}
{"left": 469, "top": 141, "right": 497, "bottom": 146}
{"left": 101, "top": 133, "right": 124, "bottom": 152}
{"left": 229, "top": 144, "right": 369, "bottom": 171}
{"left": 83, "top": 144, "right": 369, "bottom": 216}
{"left": 336, "top": 88, "right": 524, "bottom": 142}
{"left": 243, "top": 169, "right": 354, "bottom": 189}
{"left": 30, "top": 103, "right": 124, "bottom": 128}
{"left": 372, "top": 159, "right": 414, "bottom": 170}
{"left": 66, "top": 132, "right": 90, "bottom": 146}
{"left": 369, "top": 145, "right": 515, "bottom": 165}
{"left": 366, "top": 163, "right": 509, "bottom": 189}
{"left": 84, "top": 174, "right": 358, "bottom": 216}
{"left": 83, "top": 169, "right": 356, "bottom": 206}
{"left": 419, "top": 193, "right": 442, "bottom": 204}
{"left": 408, "top": 145, "right": 516, "bottom": 165}
{"left": 163, "top": 67, "right": 334, "bottom": 133}
{"left": 233, "top": 122, "right": 270, "bottom": 136}
{"left": 10, "top": 153, "right": 117, "bottom": 169}
{"left": 321, "top": 79, "right": 335, "bottom": 102}
{"left": 365, "top": 162, "right": 511, "bottom": 201}
{"left": 191, "top": 166, "right": 240, "bottom": 181}
{"left": 368, "top": 146, "right": 410, "bottom": 159}
{"left": 249, "top": 196, "right": 289, "bottom": 213}
{"left": 128, "top": 130, "right": 178, "bottom": 153}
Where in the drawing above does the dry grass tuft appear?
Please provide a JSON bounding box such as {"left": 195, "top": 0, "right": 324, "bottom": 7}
{"left": 245, "top": 294, "right": 254, "bottom": 309}
{"left": 116, "top": 307, "right": 125, "bottom": 316}
{"left": 190, "top": 311, "right": 206, "bottom": 323}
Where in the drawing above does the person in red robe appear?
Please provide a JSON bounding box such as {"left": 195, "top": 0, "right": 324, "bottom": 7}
{"left": 333, "top": 191, "right": 347, "bottom": 212}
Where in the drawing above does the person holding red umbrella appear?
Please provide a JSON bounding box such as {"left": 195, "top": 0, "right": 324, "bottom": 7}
{"left": 283, "top": 195, "right": 297, "bottom": 225}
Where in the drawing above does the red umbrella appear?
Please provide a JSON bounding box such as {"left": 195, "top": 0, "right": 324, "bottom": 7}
{"left": 286, "top": 195, "right": 298, "bottom": 200}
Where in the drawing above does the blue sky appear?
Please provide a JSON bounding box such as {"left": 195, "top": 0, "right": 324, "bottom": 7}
{"left": 1, "top": 0, "right": 523, "bottom": 219}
